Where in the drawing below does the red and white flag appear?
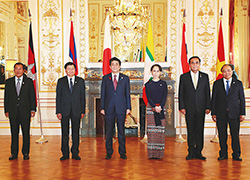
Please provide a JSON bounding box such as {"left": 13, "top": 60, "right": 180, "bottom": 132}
{"left": 102, "top": 15, "right": 112, "bottom": 75}
{"left": 181, "top": 22, "right": 189, "bottom": 74}
{"left": 27, "top": 21, "right": 37, "bottom": 105}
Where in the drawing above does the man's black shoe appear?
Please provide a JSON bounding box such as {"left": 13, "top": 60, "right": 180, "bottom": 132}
{"left": 23, "top": 154, "right": 29, "bottom": 160}
{"left": 218, "top": 156, "right": 228, "bottom": 160}
{"left": 60, "top": 156, "right": 69, "bottom": 160}
{"left": 120, "top": 154, "right": 127, "bottom": 160}
{"left": 9, "top": 154, "right": 18, "bottom": 160}
{"left": 233, "top": 156, "right": 242, "bottom": 161}
{"left": 195, "top": 155, "right": 206, "bottom": 160}
{"left": 72, "top": 156, "right": 81, "bottom": 160}
{"left": 186, "top": 154, "right": 195, "bottom": 160}
{"left": 105, "top": 154, "right": 112, "bottom": 160}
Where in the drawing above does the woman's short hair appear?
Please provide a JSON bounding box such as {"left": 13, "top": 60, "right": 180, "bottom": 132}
{"left": 150, "top": 64, "right": 162, "bottom": 72}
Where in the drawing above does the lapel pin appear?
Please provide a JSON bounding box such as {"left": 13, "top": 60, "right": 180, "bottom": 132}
{"left": 22, "top": 82, "right": 24, "bottom": 85}
{"left": 160, "top": 84, "right": 162, "bottom": 86}
{"left": 121, "top": 77, "right": 123, "bottom": 80}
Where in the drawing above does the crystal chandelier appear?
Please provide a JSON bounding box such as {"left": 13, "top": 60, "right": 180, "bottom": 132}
{"left": 107, "top": 0, "right": 150, "bottom": 61}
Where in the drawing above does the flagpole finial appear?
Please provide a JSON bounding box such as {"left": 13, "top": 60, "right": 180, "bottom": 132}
{"left": 70, "top": 8, "right": 72, "bottom": 17}
{"left": 183, "top": 9, "right": 186, "bottom": 18}
{"left": 28, "top": 9, "right": 32, "bottom": 20}
{"left": 220, "top": 8, "right": 223, "bottom": 16}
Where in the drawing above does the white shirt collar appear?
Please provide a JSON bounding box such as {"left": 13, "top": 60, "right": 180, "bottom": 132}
{"left": 190, "top": 71, "right": 199, "bottom": 77}
{"left": 15, "top": 75, "right": 23, "bottom": 84}
{"left": 112, "top": 73, "right": 119, "bottom": 81}
{"left": 223, "top": 77, "right": 232, "bottom": 83}
{"left": 223, "top": 77, "right": 232, "bottom": 87}
{"left": 67, "top": 75, "right": 75, "bottom": 85}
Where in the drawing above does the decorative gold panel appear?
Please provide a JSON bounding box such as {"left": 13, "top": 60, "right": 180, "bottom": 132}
{"left": 38, "top": 0, "right": 63, "bottom": 92}
{"left": 193, "top": 0, "right": 219, "bottom": 85}
{"left": 88, "top": 4, "right": 99, "bottom": 62}
{"left": 153, "top": 3, "right": 166, "bottom": 62}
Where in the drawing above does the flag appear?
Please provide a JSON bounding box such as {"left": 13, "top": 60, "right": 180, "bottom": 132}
{"left": 216, "top": 19, "right": 225, "bottom": 80}
{"left": 139, "top": 39, "right": 144, "bottom": 62}
{"left": 143, "top": 20, "right": 155, "bottom": 105}
{"left": 181, "top": 22, "right": 189, "bottom": 74}
{"left": 248, "top": 1, "right": 250, "bottom": 87}
{"left": 164, "top": 36, "right": 167, "bottom": 62}
{"left": 102, "top": 15, "right": 112, "bottom": 76}
{"left": 69, "top": 20, "right": 78, "bottom": 75}
{"left": 27, "top": 21, "right": 37, "bottom": 105}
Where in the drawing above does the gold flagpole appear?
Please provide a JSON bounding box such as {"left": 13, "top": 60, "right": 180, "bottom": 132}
{"left": 175, "top": 112, "right": 187, "bottom": 142}
{"left": 141, "top": 106, "right": 148, "bottom": 143}
{"left": 27, "top": 9, "right": 48, "bottom": 144}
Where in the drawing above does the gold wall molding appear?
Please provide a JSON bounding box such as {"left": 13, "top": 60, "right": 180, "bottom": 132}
{"left": 78, "top": 0, "right": 89, "bottom": 76}
{"left": 38, "top": 0, "right": 64, "bottom": 92}
{"left": 169, "top": 0, "right": 177, "bottom": 80}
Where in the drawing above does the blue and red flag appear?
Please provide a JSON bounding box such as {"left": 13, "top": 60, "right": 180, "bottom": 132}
{"left": 69, "top": 20, "right": 78, "bottom": 75}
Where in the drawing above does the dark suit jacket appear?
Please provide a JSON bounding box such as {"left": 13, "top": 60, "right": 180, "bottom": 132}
{"left": 211, "top": 78, "right": 245, "bottom": 119}
{"left": 100, "top": 73, "right": 131, "bottom": 115}
{"left": 178, "top": 71, "right": 211, "bottom": 114}
{"left": 56, "top": 76, "right": 86, "bottom": 117}
{"left": 4, "top": 75, "right": 36, "bottom": 120}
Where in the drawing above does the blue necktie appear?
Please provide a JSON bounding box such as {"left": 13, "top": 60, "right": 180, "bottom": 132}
{"left": 70, "top": 78, "right": 73, "bottom": 93}
{"left": 226, "top": 80, "right": 229, "bottom": 95}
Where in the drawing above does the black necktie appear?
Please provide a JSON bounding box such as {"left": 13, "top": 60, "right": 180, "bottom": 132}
{"left": 226, "top": 80, "right": 229, "bottom": 95}
{"left": 70, "top": 78, "right": 73, "bottom": 93}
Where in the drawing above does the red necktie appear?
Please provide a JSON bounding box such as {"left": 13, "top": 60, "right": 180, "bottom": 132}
{"left": 113, "top": 74, "right": 118, "bottom": 90}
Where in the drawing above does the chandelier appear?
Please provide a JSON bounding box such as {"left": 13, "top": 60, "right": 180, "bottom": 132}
{"left": 107, "top": 0, "right": 150, "bottom": 61}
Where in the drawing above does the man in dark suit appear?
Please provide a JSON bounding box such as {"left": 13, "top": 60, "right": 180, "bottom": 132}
{"left": 56, "top": 62, "right": 85, "bottom": 160}
{"left": 179, "top": 56, "right": 211, "bottom": 160}
{"left": 4, "top": 62, "right": 36, "bottom": 160}
{"left": 100, "top": 57, "right": 131, "bottom": 160}
{"left": 211, "top": 64, "right": 245, "bottom": 161}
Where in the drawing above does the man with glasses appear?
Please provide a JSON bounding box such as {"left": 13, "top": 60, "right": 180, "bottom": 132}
{"left": 179, "top": 56, "right": 211, "bottom": 160}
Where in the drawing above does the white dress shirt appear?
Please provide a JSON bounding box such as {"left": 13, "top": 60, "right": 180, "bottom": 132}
{"left": 67, "top": 75, "right": 75, "bottom": 89}
{"left": 112, "top": 72, "right": 119, "bottom": 83}
{"left": 223, "top": 77, "right": 232, "bottom": 92}
{"left": 15, "top": 75, "right": 23, "bottom": 88}
{"left": 190, "top": 71, "right": 199, "bottom": 89}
